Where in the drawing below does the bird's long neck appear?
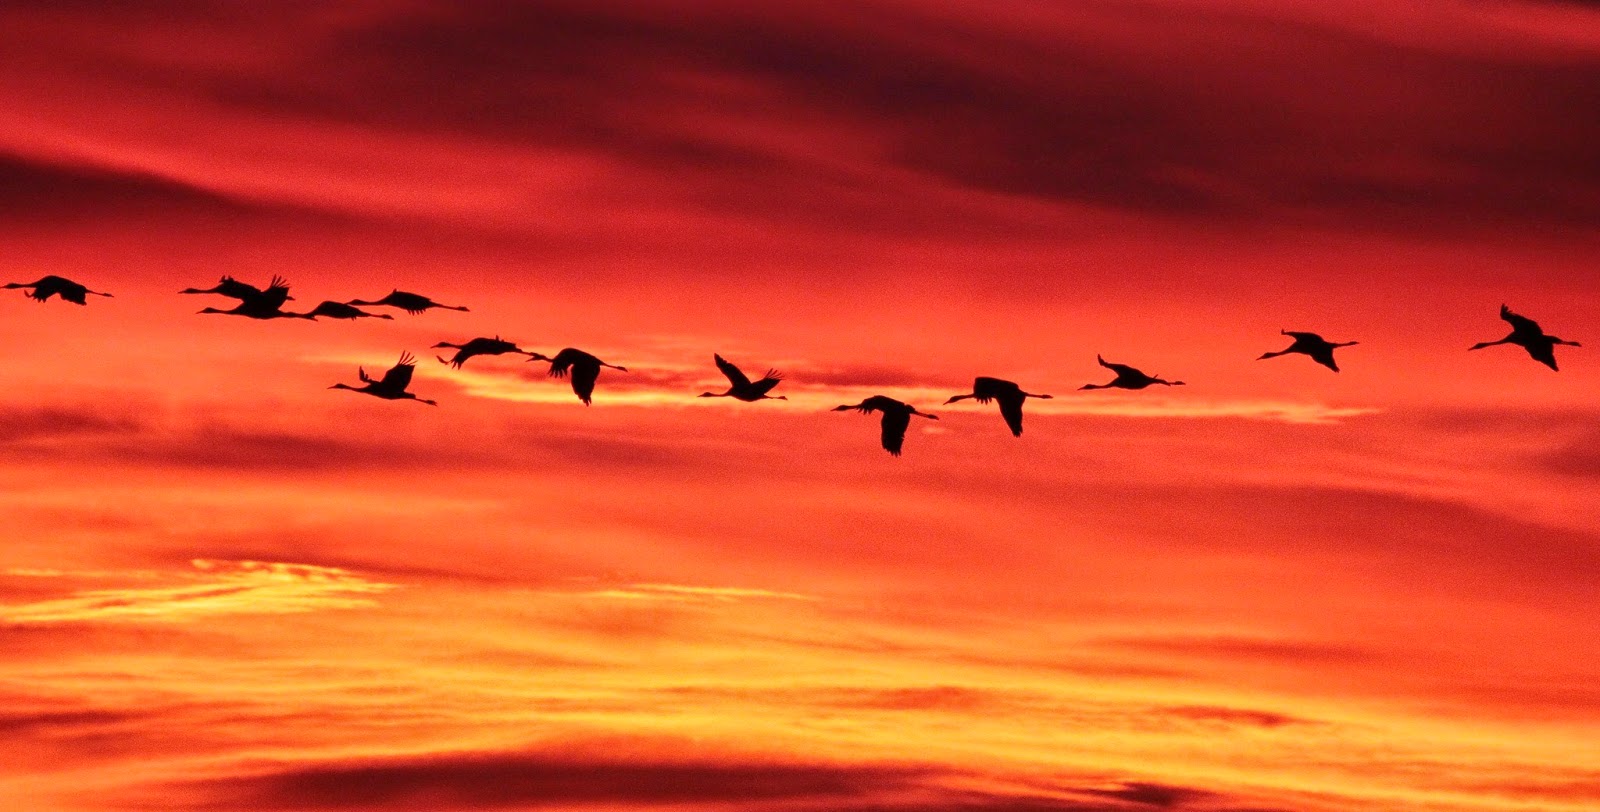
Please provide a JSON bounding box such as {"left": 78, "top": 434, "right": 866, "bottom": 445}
{"left": 1080, "top": 383, "right": 1110, "bottom": 390}
{"left": 700, "top": 391, "right": 731, "bottom": 398}
{"left": 1024, "top": 392, "right": 1051, "bottom": 400}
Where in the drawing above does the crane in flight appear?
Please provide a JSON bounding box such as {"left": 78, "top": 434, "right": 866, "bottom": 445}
{"left": 180, "top": 275, "right": 291, "bottom": 302}
{"left": 434, "top": 336, "right": 539, "bottom": 368}
{"left": 944, "top": 377, "right": 1051, "bottom": 437}
{"left": 4, "top": 275, "right": 112, "bottom": 305}
{"left": 345, "top": 289, "right": 469, "bottom": 315}
{"left": 1257, "top": 330, "right": 1358, "bottom": 372}
{"left": 528, "top": 348, "right": 628, "bottom": 405}
{"left": 699, "top": 354, "right": 786, "bottom": 402}
{"left": 1469, "top": 304, "right": 1580, "bottom": 371}
{"left": 833, "top": 396, "right": 938, "bottom": 456}
{"left": 196, "top": 276, "right": 308, "bottom": 320}
{"left": 328, "top": 352, "right": 437, "bottom": 405}
{"left": 1080, "top": 356, "right": 1184, "bottom": 390}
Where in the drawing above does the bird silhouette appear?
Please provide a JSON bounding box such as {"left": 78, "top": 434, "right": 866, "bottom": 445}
{"left": 944, "top": 377, "right": 1051, "bottom": 436}
{"left": 179, "top": 275, "right": 292, "bottom": 302}
{"left": 345, "top": 289, "right": 469, "bottom": 315}
{"left": 1257, "top": 330, "right": 1358, "bottom": 372}
{"left": 434, "top": 336, "right": 537, "bottom": 368}
{"left": 528, "top": 348, "right": 627, "bottom": 405}
{"left": 833, "top": 395, "right": 938, "bottom": 456}
{"left": 700, "top": 354, "right": 786, "bottom": 402}
{"left": 306, "top": 301, "right": 393, "bottom": 320}
{"left": 1469, "top": 304, "right": 1580, "bottom": 371}
{"left": 328, "top": 351, "right": 437, "bottom": 405}
{"left": 4, "top": 275, "right": 112, "bottom": 305}
{"left": 1080, "top": 356, "right": 1185, "bottom": 390}
{"left": 196, "top": 276, "right": 308, "bottom": 319}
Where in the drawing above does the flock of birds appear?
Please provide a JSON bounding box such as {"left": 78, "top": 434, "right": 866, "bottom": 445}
{"left": 4, "top": 273, "right": 1586, "bottom": 456}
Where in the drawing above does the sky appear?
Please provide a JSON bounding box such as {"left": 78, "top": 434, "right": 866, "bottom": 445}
{"left": 1, "top": 1, "right": 1598, "bottom": 810}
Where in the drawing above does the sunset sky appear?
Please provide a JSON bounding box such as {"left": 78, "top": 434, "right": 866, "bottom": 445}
{"left": 2, "top": 2, "right": 1599, "bottom": 810}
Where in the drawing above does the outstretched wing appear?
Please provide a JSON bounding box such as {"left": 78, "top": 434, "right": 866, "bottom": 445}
{"left": 750, "top": 372, "right": 783, "bottom": 397}
{"left": 547, "top": 348, "right": 579, "bottom": 378}
{"left": 1101, "top": 358, "right": 1138, "bottom": 378}
{"left": 260, "top": 277, "right": 292, "bottom": 309}
{"left": 880, "top": 409, "right": 911, "bottom": 456}
{"left": 997, "top": 393, "right": 1024, "bottom": 437}
{"left": 1525, "top": 341, "right": 1559, "bottom": 371}
{"left": 1284, "top": 331, "right": 1322, "bottom": 344}
{"left": 380, "top": 353, "right": 416, "bottom": 392}
{"left": 714, "top": 354, "right": 751, "bottom": 388}
{"left": 1309, "top": 347, "right": 1340, "bottom": 372}
{"left": 570, "top": 360, "right": 599, "bottom": 405}
{"left": 217, "top": 276, "right": 264, "bottom": 300}
{"left": 1501, "top": 305, "right": 1543, "bottom": 336}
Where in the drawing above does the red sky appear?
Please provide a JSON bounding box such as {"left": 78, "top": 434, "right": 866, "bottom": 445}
{"left": 2, "top": 2, "right": 1598, "bottom": 811}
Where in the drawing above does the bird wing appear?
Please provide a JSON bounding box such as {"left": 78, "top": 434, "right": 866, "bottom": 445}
{"left": 1309, "top": 346, "right": 1339, "bottom": 371}
{"left": 973, "top": 377, "right": 1012, "bottom": 404}
{"left": 1501, "top": 305, "right": 1543, "bottom": 336}
{"left": 218, "top": 277, "right": 264, "bottom": 300}
{"left": 547, "top": 348, "right": 579, "bottom": 377}
{"left": 1284, "top": 331, "right": 1323, "bottom": 344}
{"left": 570, "top": 360, "right": 599, "bottom": 404}
{"left": 750, "top": 374, "right": 782, "bottom": 397}
{"left": 260, "top": 277, "right": 291, "bottom": 309}
{"left": 1525, "top": 341, "right": 1559, "bottom": 371}
{"left": 1104, "top": 361, "right": 1138, "bottom": 378}
{"left": 380, "top": 357, "right": 416, "bottom": 392}
{"left": 714, "top": 354, "right": 751, "bottom": 388}
{"left": 998, "top": 393, "right": 1024, "bottom": 436}
{"left": 880, "top": 409, "right": 911, "bottom": 456}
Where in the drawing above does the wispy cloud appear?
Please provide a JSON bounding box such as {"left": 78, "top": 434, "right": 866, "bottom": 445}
{"left": 0, "top": 560, "right": 394, "bottom": 625}
{"left": 578, "top": 582, "right": 819, "bottom": 603}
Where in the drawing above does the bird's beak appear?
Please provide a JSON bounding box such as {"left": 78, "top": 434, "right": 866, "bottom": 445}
{"left": 942, "top": 396, "right": 960, "bottom": 404}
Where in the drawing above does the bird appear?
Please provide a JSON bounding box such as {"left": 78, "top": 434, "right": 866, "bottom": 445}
{"left": 179, "top": 275, "right": 292, "bottom": 302}
{"left": 433, "top": 336, "right": 537, "bottom": 368}
{"left": 345, "top": 289, "right": 469, "bottom": 315}
{"left": 699, "top": 354, "right": 786, "bottom": 402}
{"left": 196, "top": 276, "right": 308, "bottom": 319}
{"left": 833, "top": 396, "right": 938, "bottom": 456}
{"left": 305, "top": 301, "right": 393, "bottom": 320}
{"left": 328, "top": 351, "right": 437, "bottom": 405}
{"left": 4, "top": 275, "right": 112, "bottom": 305}
{"left": 1469, "top": 304, "right": 1580, "bottom": 371}
{"left": 1257, "top": 330, "right": 1358, "bottom": 372}
{"left": 944, "top": 377, "right": 1051, "bottom": 436}
{"left": 1080, "top": 355, "right": 1185, "bottom": 390}
{"left": 527, "top": 348, "right": 628, "bottom": 405}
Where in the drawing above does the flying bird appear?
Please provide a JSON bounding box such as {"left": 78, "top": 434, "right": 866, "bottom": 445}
{"left": 328, "top": 351, "right": 437, "bottom": 405}
{"left": 1469, "top": 304, "right": 1580, "bottom": 371}
{"left": 944, "top": 377, "right": 1051, "bottom": 437}
{"left": 528, "top": 348, "right": 628, "bottom": 405}
{"left": 180, "top": 275, "right": 292, "bottom": 302}
{"left": 833, "top": 395, "right": 938, "bottom": 456}
{"left": 306, "top": 301, "right": 393, "bottom": 320}
{"left": 434, "top": 336, "right": 537, "bottom": 368}
{"left": 1257, "top": 330, "right": 1358, "bottom": 372}
{"left": 1080, "top": 356, "right": 1185, "bottom": 390}
{"left": 345, "top": 289, "right": 469, "bottom": 315}
{"left": 4, "top": 275, "right": 112, "bottom": 305}
{"left": 699, "top": 354, "right": 786, "bottom": 402}
{"left": 197, "top": 276, "right": 308, "bottom": 319}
